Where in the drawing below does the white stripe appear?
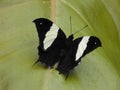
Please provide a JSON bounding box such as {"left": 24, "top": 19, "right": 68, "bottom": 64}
{"left": 75, "top": 36, "right": 90, "bottom": 61}
{"left": 43, "top": 23, "right": 59, "bottom": 50}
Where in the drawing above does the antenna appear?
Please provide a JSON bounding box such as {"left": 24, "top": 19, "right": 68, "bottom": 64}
{"left": 69, "top": 16, "right": 88, "bottom": 36}
{"left": 70, "top": 16, "right": 72, "bottom": 34}
{"left": 73, "top": 25, "right": 88, "bottom": 35}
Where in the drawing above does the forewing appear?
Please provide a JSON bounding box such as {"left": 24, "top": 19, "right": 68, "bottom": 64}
{"left": 56, "top": 36, "right": 101, "bottom": 77}
{"left": 33, "top": 18, "right": 67, "bottom": 67}
{"left": 56, "top": 36, "right": 90, "bottom": 76}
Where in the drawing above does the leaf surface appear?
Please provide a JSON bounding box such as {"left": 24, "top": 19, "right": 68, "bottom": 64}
{"left": 0, "top": 0, "right": 120, "bottom": 90}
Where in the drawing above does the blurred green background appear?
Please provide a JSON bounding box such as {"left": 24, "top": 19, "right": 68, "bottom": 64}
{"left": 0, "top": 0, "right": 120, "bottom": 90}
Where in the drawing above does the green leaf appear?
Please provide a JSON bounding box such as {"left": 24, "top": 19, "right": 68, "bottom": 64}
{"left": 0, "top": 0, "right": 120, "bottom": 90}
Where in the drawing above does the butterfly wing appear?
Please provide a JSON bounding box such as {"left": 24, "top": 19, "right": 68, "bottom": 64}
{"left": 56, "top": 36, "right": 102, "bottom": 77}
{"left": 33, "top": 18, "right": 67, "bottom": 67}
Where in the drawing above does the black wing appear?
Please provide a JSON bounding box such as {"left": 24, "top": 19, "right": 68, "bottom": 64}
{"left": 56, "top": 36, "right": 102, "bottom": 77}
{"left": 33, "top": 18, "right": 67, "bottom": 67}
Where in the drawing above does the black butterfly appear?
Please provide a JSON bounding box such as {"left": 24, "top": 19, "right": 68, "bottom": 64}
{"left": 33, "top": 18, "right": 102, "bottom": 77}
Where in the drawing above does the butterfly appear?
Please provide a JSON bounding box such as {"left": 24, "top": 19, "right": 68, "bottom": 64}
{"left": 33, "top": 18, "right": 102, "bottom": 78}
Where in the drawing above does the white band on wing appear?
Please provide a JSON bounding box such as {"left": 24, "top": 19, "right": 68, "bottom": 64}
{"left": 43, "top": 23, "right": 59, "bottom": 50}
{"left": 75, "top": 36, "right": 90, "bottom": 61}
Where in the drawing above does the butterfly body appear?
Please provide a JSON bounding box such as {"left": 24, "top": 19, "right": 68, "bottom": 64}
{"left": 33, "top": 18, "right": 102, "bottom": 77}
